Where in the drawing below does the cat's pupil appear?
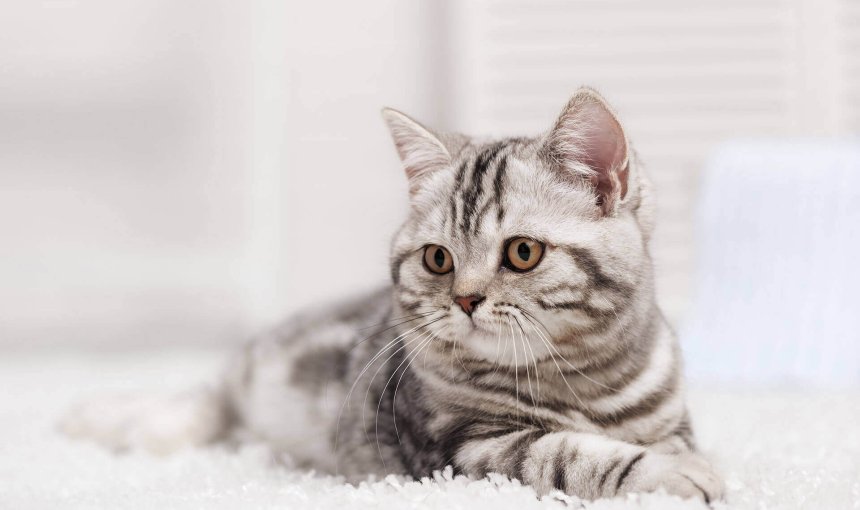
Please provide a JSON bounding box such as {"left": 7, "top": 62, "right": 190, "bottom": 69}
{"left": 517, "top": 242, "right": 530, "bottom": 261}
{"left": 434, "top": 248, "right": 445, "bottom": 267}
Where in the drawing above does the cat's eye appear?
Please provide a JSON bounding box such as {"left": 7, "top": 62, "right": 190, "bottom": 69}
{"left": 423, "top": 245, "right": 454, "bottom": 274}
{"left": 504, "top": 238, "right": 545, "bottom": 272}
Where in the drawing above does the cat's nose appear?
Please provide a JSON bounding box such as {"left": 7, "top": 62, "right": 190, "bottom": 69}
{"left": 454, "top": 295, "right": 485, "bottom": 316}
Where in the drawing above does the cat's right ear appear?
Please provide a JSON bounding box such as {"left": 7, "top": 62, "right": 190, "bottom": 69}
{"left": 381, "top": 108, "right": 451, "bottom": 194}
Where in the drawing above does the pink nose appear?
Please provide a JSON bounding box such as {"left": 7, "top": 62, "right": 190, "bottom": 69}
{"left": 454, "top": 295, "right": 485, "bottom": 316}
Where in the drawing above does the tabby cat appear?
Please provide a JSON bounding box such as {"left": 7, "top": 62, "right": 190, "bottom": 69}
{"left": 64, "top": 88, "right": 723, "bottom": 503}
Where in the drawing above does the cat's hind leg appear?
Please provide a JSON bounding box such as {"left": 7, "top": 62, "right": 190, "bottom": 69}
{"left": 59, "top": 385, "right": 230, "bottom": 455}
{"left": 220, "top": 334, "right": 349, "bottom": 472}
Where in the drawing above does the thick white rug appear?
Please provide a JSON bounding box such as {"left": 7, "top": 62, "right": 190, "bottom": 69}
{"left": 2, "top": 349, "right": 858, "bottom": 509}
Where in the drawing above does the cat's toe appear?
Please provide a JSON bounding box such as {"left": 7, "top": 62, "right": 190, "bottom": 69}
{"left": 621, "top": 452, "right": 724, "bottom": 503}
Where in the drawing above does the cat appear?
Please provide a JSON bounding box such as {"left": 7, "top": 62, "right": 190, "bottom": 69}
{"left": 62, "top": 88, "right": 723, "bottom": 503}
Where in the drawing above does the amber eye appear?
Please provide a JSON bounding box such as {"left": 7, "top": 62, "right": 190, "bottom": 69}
{"left": 423, "top": 245, "right": 454, "bottom": 274}
{"left": 504, "top": 238, "right": 545, "bottom": 272}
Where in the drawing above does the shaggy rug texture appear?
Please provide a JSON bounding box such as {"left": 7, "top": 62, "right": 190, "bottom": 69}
{"left": 2, "top": 349, "right": 858, "bottom": 509}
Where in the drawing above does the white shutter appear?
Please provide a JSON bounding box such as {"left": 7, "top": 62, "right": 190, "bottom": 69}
{"left": 447, "top": 0, "right": 860, "bottom": 321}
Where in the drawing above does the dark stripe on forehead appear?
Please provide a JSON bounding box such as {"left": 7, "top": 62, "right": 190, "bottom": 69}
{"left": 471, "top": 199, "right": 494, "bottom": 236}
{"left": 493, "top": 154, "right": 508, "bottom": 224}
{"left": 449, "top": 159, "right": 470, "bottom": 237}
{"left": 460, "top": 142, "right": 506, "bottom": 233}
{"left": 471, "top": 150, "right": 510, "bottom": 235}
{"left": 453, "top": 157, "right": 469, "bottom": 192}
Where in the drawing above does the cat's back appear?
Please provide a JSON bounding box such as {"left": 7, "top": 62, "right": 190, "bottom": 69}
{"left": 270, "top": 286, "right": 392, "bottom": 349}
{"left": 232, "top": 285, "right": 393, "bottom": 389}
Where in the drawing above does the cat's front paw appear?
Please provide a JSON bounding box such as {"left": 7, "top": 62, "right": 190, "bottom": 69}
{"left": 621, "top": 452, "right": 724, "bottom": 503}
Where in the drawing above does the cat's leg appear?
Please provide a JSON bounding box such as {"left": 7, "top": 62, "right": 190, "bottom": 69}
{"left": 221, "top": 330, "right": 350, "bottom": 471}
{"left": 60, "top": 335, "right": 346, "bottom": 464}
{"left": 59, "top": 385, "right": 230, "bottom": 455}
{"left": 60, "top": 338, "right": 345, "bottom": 463}
{"left": 455, "top": 429, "right": 723, "bottom": 502}
{"left": 61, "top": 290, "right": 389, "bottom": 460}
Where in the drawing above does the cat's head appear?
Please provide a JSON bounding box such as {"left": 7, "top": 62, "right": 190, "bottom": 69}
{"left": 383, "top": 88, "right": 655, "bottom": 368}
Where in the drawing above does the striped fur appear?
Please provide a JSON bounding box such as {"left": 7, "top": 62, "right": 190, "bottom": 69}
{"left": 218, "top": 89, "right": 723, "bottom": 501}
{"left": 66, "top": 89, "right": 722, "bottom": 503}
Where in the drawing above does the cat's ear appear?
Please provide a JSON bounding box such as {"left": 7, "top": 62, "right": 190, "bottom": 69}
{"left": 543, "top": 88, "right": 630, "bottom": 216}
{"left": 382, "top": 108, "right": 451, "bottom": 194}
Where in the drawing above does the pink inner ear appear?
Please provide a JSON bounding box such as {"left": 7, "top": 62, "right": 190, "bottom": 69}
{"left": 564, "top": 97, "right": 629, "bottom": 212}
{"left": 581, "top": 103, "right": 627, "bottom": 171}
{"left": 583, "top": 113, "right": 628, "bottom": 203}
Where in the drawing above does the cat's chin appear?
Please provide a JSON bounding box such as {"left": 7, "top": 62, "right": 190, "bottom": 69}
{"left": 468, "top": 315, "right": 501, "bottom": 333}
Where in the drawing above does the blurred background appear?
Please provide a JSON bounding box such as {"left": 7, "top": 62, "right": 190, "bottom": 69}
{"left": 1, "top": 0, "right": 858, "bottom": 387}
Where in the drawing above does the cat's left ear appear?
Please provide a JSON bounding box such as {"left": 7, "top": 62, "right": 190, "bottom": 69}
{"left": 543, "top": 88, "right": 630, "bottom": 216}
{"left": 381, "top": 108, "right": 451, "bottom": 194}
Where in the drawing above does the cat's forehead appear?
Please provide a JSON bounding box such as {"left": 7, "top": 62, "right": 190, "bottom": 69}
{"left": 410, "top": 139, "right": 597, "bottom": 249}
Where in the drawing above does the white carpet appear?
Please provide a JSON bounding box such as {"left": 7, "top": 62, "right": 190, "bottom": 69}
{"left": 2, "top": 349, "right": 858, "bottom": 510}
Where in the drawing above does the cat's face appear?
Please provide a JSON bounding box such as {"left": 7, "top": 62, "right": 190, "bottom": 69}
{"left": 384, "top": 89, "right": 654, "bottom": 368}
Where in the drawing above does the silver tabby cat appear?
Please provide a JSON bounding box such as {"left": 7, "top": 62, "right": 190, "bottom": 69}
{"left": 64, "top": 88, "right": 723, "bottom": 503}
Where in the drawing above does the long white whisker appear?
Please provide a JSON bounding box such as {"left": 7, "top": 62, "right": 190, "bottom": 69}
{"left": 507, "top": 318, "right": 520, "bottom": 426}
{"left": 373, "top": 327, "right": 437, "bottom": 460}
{"left": 361, "top": 321, "right": 444, "bottom": 448}
{"left": 514, "top": 315, "right": 542, "bottom": 406}
{"left": 345, "top": 315, "right": 443, "bottom": 404}
{"left": 487, "top": 315, "right": 504, "bottom": 380}
{"left": 520, "top": 313, "right": 589, "bottom": 410}
{"left": 514, "top": 315, "right": 536, "bottom": 410}
{"left": 357, "top": 308, "right": 441, "bottom": 331}
{"left": 520, "top": 308, "right": 619, "bottom": 392}
{"left": 334, "top": 314, "right": 444, "bottom": 467}
{"left": 391, "top": 326, "right": 444, "bottom": 442}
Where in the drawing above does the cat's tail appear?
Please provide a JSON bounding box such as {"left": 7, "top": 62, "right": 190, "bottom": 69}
{"left": 59, "top": 385, "right": 232, "bottom": 455}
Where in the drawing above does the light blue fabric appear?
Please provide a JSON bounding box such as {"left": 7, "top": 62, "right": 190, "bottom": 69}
{"left": 681, "top": 139, "right": 860, "bottom": 387}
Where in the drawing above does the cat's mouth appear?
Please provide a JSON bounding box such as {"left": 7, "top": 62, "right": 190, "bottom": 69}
{"left": 468, "top": 315, "right": 506, "bottom": 336}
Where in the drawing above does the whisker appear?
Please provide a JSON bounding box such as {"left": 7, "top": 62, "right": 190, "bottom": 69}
{"left": 373, "top": 327, "right": 437, "bottom": 462}
{"left": 519, "top": 307, "right": 619, "bottom": 392}
{"left": 514, "top": 315, "right": 552, "bottom": 433}
{"left": 334, "top": 314, "right": 444, "bottom": 466}
{"left": 514, "top": 315, "right": 543, "bottom": 407}
{"left": 506, "top": 318, "right": 521, "bottom": 426}
{"left": 345, "top": 315, "right": 444, "bottom": 404}
{"left": 519, "top": 312, "right": 589, "bottom": 410}
{"left": 356, "top": 308, "right": 441, "bottom": 331}
{"left": 360, "top": 315, "right": 447, "bottom": 420}
{"left": 346, "top": 309, "right": 441, "bottom": 355}
{"left": 483, "top": 315, "right": 503, "bottom": 382}
{"left": 391, "top": 325, "right": 444, "bottom": 443}
{"left": 453, "top": 335, "right": 468, "bottom": 373}
{"left": 514, "top": 315, "right": 536, "bottom": 411}
{"left": 491, "top": 315, "right": 511, "bottom": 382}
{"left": 361, "top": 324, "right": 442, "bottom": 468}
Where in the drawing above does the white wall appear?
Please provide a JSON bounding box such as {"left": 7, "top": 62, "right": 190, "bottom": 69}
{"left": 0, "top": 0, "right": 444, "bottom": 349}
{"left": 249, "top": 0, "right": 447, "bottom": 325}
{"left": 0, "top": 1, "right": 254, "bottom": 348}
